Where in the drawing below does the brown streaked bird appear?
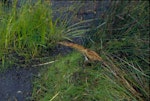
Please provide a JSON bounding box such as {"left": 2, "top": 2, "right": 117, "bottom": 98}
{"left": 58, "top": 41, "right": 142, "bottom": 98}
{"left": 58, "top": 41, "right": 103, "bottom": 62}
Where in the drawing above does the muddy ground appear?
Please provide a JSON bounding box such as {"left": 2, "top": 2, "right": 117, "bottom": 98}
{"left": 0, "top": 1, "right": 109, "bottom": 101}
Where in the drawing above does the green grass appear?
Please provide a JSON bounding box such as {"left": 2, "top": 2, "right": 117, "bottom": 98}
{"left": 32, "top": 1, "right": 149, "bottom": 101}
{"left": 0, "top": 0, "right": 90, "bottom": 70}
{"left": 32, "top": 52, "right": 133, "bottom": 101}
{"left": 84, "top": 1, "right": 149, "bottom": 100}
{"left": 0, "top": 0, "right": 149, "bottom": 100}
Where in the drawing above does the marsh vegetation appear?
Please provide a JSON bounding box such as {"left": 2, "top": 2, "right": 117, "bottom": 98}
{"left": 0, "top": 0, "right": 149, "bottom": 101}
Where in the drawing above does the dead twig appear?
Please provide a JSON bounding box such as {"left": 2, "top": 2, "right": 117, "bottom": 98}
{"left": 32, "top": 60, "right": 58, "bottom": 67}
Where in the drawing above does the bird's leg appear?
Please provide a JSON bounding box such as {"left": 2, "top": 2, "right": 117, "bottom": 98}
{"left": 83, "top": 55, "right": 92, "bottom": 67}
{"left": 84, "top": 55, "right": 89, "bottom": 61}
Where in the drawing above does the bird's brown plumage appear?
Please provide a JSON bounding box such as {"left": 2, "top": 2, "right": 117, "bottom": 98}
{"left": 58, "top": 41, "right": 102, "bottom": 62}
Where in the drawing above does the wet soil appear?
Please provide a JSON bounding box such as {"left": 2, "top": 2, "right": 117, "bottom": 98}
{"left": 0, "top": 1, "right": 110, "bottom": 101}
{"left": 0, "top": 67, "right": 39, "bottom": 101}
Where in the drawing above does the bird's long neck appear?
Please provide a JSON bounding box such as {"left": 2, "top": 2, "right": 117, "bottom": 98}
{"left": 58, "top": 41, "right": 87, "bottom": 54}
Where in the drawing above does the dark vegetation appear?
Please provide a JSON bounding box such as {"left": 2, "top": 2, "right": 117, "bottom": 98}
{"left": 0, "top": 0, "right": 149, "bottom": 101}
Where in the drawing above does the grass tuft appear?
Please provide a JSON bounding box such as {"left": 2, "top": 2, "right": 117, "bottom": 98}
{"left": 0, "top": 0, "right": 91, "bottom": 69}
{"left": 32, "top": 52, "right": 134, "bottom": 101}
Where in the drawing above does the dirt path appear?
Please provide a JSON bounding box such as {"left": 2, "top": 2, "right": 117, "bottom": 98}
{"left": 0, "top": 67, "right": 39, "bottom": 101}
